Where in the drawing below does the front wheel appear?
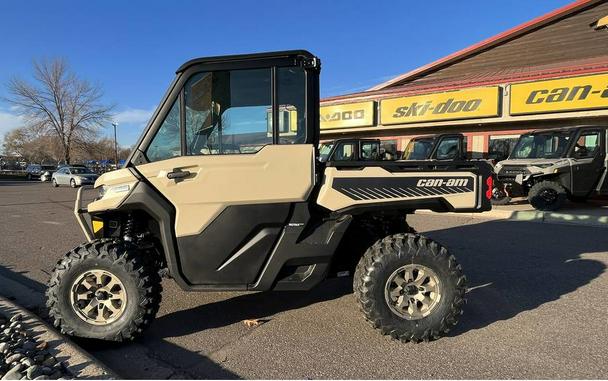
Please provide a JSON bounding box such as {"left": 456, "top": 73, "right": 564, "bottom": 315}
{"left": 46, "top": 239, "right": 162, "bottom": 341}
{"left": 528, "top": 180, "right": 566, "bottom": 211}
{"left": 70, "top": 178, "right": 77, "bottom": 188}
{"left": 52, "top": 178, "right": 58, "bottom": 187}
{"left": 491, "top": 182, "right": 511, "bottom": 205}
{"left": 354, "top": 233, "right": 466, "bottom": 342}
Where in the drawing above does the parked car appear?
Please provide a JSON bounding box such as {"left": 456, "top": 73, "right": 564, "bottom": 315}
{"left": 51, "top": 166, "right": 99, "bottom": 188}
{"left": 25, "top": 164, "right": 56, "bottom": 181}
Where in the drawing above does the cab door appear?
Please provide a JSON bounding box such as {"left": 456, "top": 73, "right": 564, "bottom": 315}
{"left": 133, "top": 61, "right": 317, "bottom": 286}
{"left": 569, "top": 128, "right": 606, "bottom": 196}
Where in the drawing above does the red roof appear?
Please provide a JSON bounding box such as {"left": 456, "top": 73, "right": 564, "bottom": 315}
{"left": 365, "top": 0, "right": 605, "bottom": 92}
{"left": 322, "top": 54, "right": 608, "bottom": 104}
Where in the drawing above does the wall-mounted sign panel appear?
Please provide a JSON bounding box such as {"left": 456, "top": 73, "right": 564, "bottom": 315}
{"left": 510, "top": 73, "right": 608, "bottom": 115}
{"left": 320, "top": 101, "right": 376, "bottom": 130}
{"left": 380, "top": 87, "right": 501, "bottom": 125}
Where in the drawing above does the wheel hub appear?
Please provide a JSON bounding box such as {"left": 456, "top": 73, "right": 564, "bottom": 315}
{"left": 384, "top": 264, "right": 442, "bottom": 320}
{"left": 70, "top": 269, "right": 127, "bottom": 325}
{"left": 540, "top": 188, "right": 557, "bottom": 203}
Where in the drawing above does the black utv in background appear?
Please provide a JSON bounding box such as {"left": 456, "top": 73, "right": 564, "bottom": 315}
{"left": 401, "top": 133, "right": 466, "bottom": 161}
{"left": 493, "top": 126, "right": 608, "bottom": 211}
{"left": 319, "top": 138, "right": 387, "bottom": 162}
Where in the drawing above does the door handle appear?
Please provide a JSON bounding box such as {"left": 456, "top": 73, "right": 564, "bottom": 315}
{"left": 167, "top": 170, "right": 191, "bottom": 180}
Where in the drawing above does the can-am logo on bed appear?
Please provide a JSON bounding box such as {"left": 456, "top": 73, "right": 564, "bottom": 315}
{"left": 417, "top": 178, "right": 469, "bottom": 187}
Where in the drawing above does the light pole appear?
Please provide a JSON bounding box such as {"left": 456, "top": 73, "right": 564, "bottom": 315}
{"left": 112, "top": 122, "right": 118, "bottom": 169}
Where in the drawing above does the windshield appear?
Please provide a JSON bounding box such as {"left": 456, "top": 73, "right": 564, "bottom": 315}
{"left": 510, "top": 132, "right": 572, "bottom": 159}
{"left": 70, "top": 167, "right": 94, "bottom": 174}
{"left": 318, "top": 142, "right": 334, "bottom": 162}
{"left": 402, "top": 138, "right": 435, "bottom": 160}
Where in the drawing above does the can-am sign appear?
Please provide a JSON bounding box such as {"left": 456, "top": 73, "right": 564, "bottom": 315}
{"left": 510, "top": 73, "right": 608, "bottom": 115}
{"left": 380, "top": 87, "right": 500, "bottom": 125}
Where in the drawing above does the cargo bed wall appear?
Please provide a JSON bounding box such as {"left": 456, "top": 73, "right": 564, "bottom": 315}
{"left": 317, "top": 162, "right": 492, "bottom": 213}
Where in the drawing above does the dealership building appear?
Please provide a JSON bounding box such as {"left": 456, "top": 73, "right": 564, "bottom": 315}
{"left": 319, "top": 0, "right": 608, "bottom": 159}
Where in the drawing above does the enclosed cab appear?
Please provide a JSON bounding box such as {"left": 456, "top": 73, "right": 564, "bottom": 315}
{"left": 319, "top": 138, "right": 384, "bottom": 162}
{"left": 401, "top": 133, "right": 466, "bottom": 161}
{"left": 493, "top": 126, "right": 608, "bottom": 210}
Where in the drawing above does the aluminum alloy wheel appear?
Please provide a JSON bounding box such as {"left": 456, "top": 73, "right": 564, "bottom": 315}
{"left": 70, "top": 269, "right": 127, "bottom": 325}
{"left": 384, "top": 264, "right": 441, "bottom": 320}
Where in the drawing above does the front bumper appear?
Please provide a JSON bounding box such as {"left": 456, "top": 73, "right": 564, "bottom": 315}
{"left": 74, "top": 186, "right": 94, "bottom": 242}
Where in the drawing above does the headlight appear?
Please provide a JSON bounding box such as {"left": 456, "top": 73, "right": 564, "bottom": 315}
{"left": 494, "top": 163, "right": 503, "bottom": 172}
{"left": 97, "top": 185, "right": 108, "bottom": 199}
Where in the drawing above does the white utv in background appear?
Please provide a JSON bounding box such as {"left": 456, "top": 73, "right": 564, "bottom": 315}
{"left": 46, "top": 51, "right": 494, "bottom": 344}
{"left": 493, "top": 126, "right": 608, "bottom": 210}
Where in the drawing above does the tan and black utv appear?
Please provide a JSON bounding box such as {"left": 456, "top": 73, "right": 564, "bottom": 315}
{"left": 47, "top": 51, "right": 493, "bottom": 343}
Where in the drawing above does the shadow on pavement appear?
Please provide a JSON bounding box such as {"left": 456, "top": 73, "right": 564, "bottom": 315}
{"left": 153, "top": 277, "right": 352, "bottom": 339}
{"left": 418, "top": 219, "right": 607, "bottom": 336}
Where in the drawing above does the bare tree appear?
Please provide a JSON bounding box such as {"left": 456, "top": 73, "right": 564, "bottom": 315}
{"left": 5, "top": 58, "right": 113, "bottom": 164}
{"left": 2, "top": 126, "right": 62, "bottom": 163}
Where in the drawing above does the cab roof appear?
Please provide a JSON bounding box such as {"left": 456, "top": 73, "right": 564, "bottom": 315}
{"left": 176, "top": 50, "right": 317, "bottom": 73}
{"left": 529, "top": 125, "right": 606, "bottom": 134}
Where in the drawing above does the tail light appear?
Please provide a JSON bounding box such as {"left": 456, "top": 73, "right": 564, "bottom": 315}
{"left": 485, "top": 176, "right": 493, "bottom": 200}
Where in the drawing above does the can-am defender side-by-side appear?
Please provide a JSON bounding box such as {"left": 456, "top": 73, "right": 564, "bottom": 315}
{"left": 47, "top": 51, "right": 493, "bottom": 343}
{"left": 493, "top": 126, "right": 608, "bottom": 210}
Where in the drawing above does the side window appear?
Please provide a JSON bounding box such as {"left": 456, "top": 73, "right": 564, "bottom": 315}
{"left": 146, "top": 99, "right": 181, "bottom": 162}
{"left": 276, "top": 67, "right": 306, "bottom": 144}
{"left": 361, "top": 142, "right": 380, "bottom": 161}
{"left": 333, "top": 142, "right": 356, "bottom": 161}
{"left": 573, "top": 131, "right": 600, "bottom": 159}
{"left": 185, "top": 69, "right": 272, "bottom": 155}
{"left": 435, "top": 137, "right": 461, "bottom": 160}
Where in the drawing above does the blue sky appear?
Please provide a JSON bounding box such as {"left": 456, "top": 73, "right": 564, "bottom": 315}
{"left": 0, "top": 0, "right": 572, "bottom": 147}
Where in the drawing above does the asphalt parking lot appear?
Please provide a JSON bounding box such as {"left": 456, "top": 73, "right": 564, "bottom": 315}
{"left": 1, "top": 180, "right": 607, "bottom": 379}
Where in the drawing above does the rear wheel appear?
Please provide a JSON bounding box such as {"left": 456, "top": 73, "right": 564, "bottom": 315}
{"left": 354, "top": 233, "right": 466, "bottom": 342}
{"left": 46, "top": 239, "right": 162, "bottom": 341}
{"left": 528, "top": 181, "right": 566, "bottom": 211}
{"left": 70, "top": 178, "right": 77, "bottom": 188}
{"left": 52, "top": 178, "right": 58, "bottom": 187}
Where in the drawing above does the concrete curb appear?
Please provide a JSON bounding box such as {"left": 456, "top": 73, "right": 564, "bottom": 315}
{"left": 0, "top": 277, "right": 118, "bottom": 379}
{"left": 415, "top": 208, "right": 608, "bottom": 228}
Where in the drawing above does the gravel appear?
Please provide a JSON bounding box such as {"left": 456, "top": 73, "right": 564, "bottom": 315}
{"left": 0, "top": 313, "right": 70, "bottom": 380}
